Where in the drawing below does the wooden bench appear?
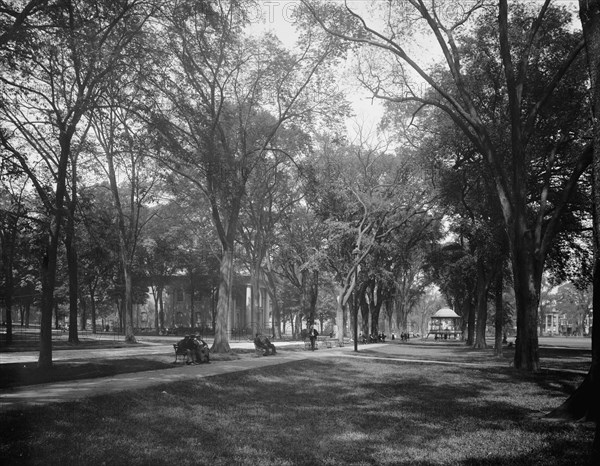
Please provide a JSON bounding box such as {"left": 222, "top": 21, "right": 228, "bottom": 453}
{"left": 254, "top": 335, "right": 277, "bottom": 356}
{"left": 173, "top": 343, "right": 189, "bottom": 363}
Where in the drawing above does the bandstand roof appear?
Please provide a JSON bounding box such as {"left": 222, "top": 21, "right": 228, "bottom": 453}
{"left": 432, "top": 308, "right": 460, "bottom": 319}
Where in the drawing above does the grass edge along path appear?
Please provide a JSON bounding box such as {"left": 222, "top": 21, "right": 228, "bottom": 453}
{"left": 0, "top": 352, "right": 594, "bottom": 466}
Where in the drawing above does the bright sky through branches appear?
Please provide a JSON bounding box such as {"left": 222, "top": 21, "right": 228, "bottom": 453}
{"left": 245, "top": 0, "right": 581, "bottom": 139}
{"left": 246, "top": 1, "right": 385, "bottom": 134}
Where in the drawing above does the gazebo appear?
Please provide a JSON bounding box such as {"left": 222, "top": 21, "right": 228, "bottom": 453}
{"left": 428, "top": 308, "right": 462, "bottom": 340}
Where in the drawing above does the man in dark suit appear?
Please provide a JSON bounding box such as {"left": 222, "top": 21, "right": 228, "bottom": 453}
{"left": 254, "top": 334, "right": 276, "bottom": 355}
{"left": 309, "top": 325, "right": 319, "bottom": 351}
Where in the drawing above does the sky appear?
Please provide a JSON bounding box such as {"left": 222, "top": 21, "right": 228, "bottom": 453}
{"left": 245, "top": 0, "right": 583, "bottom": 140}
{"left": 246, "top": 1, "right": 385, "bottom": 135}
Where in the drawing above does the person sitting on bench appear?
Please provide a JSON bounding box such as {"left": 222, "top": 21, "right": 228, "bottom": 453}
{"left": 191, "top": 334, "right": 210, "bottom": 364}
{"left": 254, "top": 334, "right": 276, "bottom": 355}
{"left": 175, "top": 335, "right": 196, "bottom": 364}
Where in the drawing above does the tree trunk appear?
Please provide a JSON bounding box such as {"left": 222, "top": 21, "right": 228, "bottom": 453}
{"left": 560, "top": 3, "right": 600, "bottom": 460}
{"left": 592, "top": 253, "right": 600, "bottom": 461}
{"left": 4, "top": 289, "right": 13, "bottom": 345}
{"left": 335, "top": 285, "right": 345, "bottom": 344}
{"left": 158, "top": 286, "right": 165, "bottom": 331}
{"left": 355, "top": 279, "right": 367, "bottom": 338}
{"left": 212, "top": 249, "right": 232, "bottom": 352}
{"left": 466, "top": 294, "right": 476, "bottom": 346}
{"left": 494, "top": 270, "right": 504, "bottom": 357}
{"left": 385, "top": 299, "right": 393, "bottom": 336}
{"left": 360, "top": 296, "right": 369, "bottom": 338}
{"left": 79, "top": 292, "right": 86, "bottom": 331}
{"left": 65, "top": 215, "right": 79, "bottom": 344}
{"left": 89, "top": 286, "right": 97, "bottom": 334}
{"left": 583, "top": 0, "right": 600, "bottom": 457}
{"left": 123, "top": 265, "right": 135, "bottom": 342}
{"left": 1, "top": 240, "right": 14, "bottom": 345}
{"left": 497, "top": 0, "right": 541, "bottom": 371}
{"left": 308, "top": 270, "right": 319, "bottom": 325}
{"left": 115, "top": 297, "right": 125, "bottom": 333}
{"left": 473, "top": 265, "right": 491, "bottom": 349}
{"left": 104, "top": 137, "right": 136, "bottom": 343}
{"left": 39, "top": 164, "right": 69, "bottom": 366}
{"left": 189, "top": 271, "right": 195, "bottom": 329}
{"left": 349, "top": 296, "right": 359, "bottom": 352}
{"left": 65, "top": 154, "right": 80, "bottom": 344}
{"left": 252, "top": 261, "right": 260, "bottom": 334}
{"left": 295, "top": 313, "right": 301, "bottom": 339}
{"left": 396, "top": 296, "right": 409, "bottom": 334}
{"left": 271, "top": 306, "right": 277, "bottom": 339}
{"left": 550, "top": 183, "right": 600, "bottom": 453}
{"left": 547, "top": 259, "right": 598, "bottom": 425}
{"left": 340, "top": 302, "right": 351, "bottom": 338}
{"left": 369, "top": 284, "right": 383, "bottom": 337}
{"left": 153, "top": 286, "right": 161, "bottom": 334}
{"left": 265, "top": 269, "right": 282, "bottom": 339}
{"left": 511, "top": 241, "right": 542, "bottom": 371}
{"left": 54, "top": 301, "right": 59, "bottom": 329}
{"left": 39, "top": 234, "right": 58, "bottom": 368}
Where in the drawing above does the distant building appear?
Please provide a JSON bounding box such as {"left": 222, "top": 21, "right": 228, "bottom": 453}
{"left": 138, "top": 274, "right": 273, "bottom": 337}
{"left": 427, "top": 308, "right": 461, "bottom": 340}
{"left": 542, "top": 312, "right": 561, "bottom": 336}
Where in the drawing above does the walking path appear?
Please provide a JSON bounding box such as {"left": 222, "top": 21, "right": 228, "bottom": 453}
{"left": 1, "top": 337, "right": 590, "bottom": 412}
{"left": 0, "top": 342, "right": 359, "bottom": 413}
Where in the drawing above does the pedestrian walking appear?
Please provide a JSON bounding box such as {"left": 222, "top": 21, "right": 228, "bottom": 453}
{"left": 309, "top": 325, "right": 319, "bottom": 351}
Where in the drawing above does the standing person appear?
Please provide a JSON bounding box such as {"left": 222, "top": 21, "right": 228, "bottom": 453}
{"left": 309, "top": 325, "right": 319, "bottom": 351}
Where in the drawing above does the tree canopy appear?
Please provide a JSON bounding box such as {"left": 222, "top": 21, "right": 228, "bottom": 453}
{"left": 0, "top": 0, "right": 595, "bottom": 379}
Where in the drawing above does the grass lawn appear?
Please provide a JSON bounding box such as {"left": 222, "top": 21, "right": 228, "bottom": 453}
{"left": 0, "top": 348, "right": 594, "bottom": 466}
{"left": 0, "top": 358, "right": 174, "bottom": 388}
{"left": 0, "top": 335, "right": 258, "bottom": 388}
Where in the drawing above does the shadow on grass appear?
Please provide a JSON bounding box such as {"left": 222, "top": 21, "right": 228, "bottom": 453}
{"left": 0, "top": 352, "right": 247, "bottom": 389}
{"left": 0, "top": 358, "right": 177, "bottom": 388}
{"left": 0, "top": 334, "right": 131, "bottom": 352}
{"left": 2, "top": 357, "right": 593, "bottom": 466}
